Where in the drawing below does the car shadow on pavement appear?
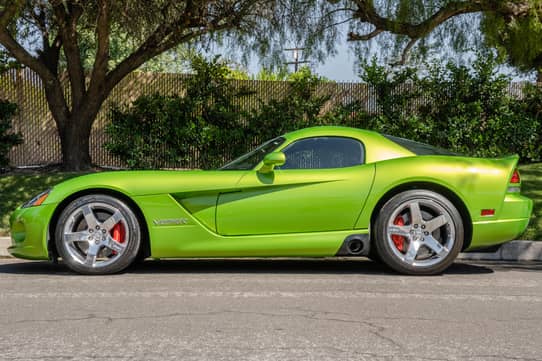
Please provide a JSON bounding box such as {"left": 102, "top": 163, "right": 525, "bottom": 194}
{"left": 0, "top": 258, "right": 510, "bottom": 276}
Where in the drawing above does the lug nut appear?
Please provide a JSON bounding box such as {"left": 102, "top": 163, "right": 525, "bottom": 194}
{"left": 89, "top": 229, "right": 93, "bottom": 233}
{"left": 96, "top": 225, "right": 100, "bottom": 230}
{"left": 102, "top": 229, "right": 107, "bottom": 233}
{"left": 421, "top": 225, "right": 426, "bottom": 229}
{"left": 414, "top": 224, "right": 419, "bottom": 228}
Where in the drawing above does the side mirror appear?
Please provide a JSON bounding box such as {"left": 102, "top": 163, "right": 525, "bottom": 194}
{"left": 259, "top": 152, "right": 286, "bottom": 173}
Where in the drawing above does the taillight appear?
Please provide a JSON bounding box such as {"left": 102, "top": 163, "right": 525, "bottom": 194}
{"left": 510, "top": 169, "right": 521, "bottom": 184}
{"left": 507, "top": 168, "right": 521, "bottom": 193}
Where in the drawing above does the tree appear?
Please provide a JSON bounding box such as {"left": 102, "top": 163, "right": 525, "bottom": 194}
{"left": 481, "top": 9, "right": 542, "bottom": 82}
{"left": 323, "top": 1, "right": 540, "bottom": 67}
{"left": 0, "top": 1, "right": 269, "bottom": 170}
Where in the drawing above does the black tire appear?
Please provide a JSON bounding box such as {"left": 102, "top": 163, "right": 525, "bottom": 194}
{"left": 374, "top": 190, "right": 464, "bottom": 275}
{"left": 55, "top": 194, "right": 141, "bottom": 275}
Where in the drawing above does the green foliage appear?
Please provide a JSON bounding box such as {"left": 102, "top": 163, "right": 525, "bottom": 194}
{"left": 481, "top": 6, "right": 542, "bottom": 76}
{"left": 0, "top": 172, "right": 81, "bottom": 235}
{"left": 0, "top": 49, "right": 20, "bottom": 74}
{"left": 245, "top": 67, "right": 331, "bottom": 142}
{"left": 343, "top": 55, "right": 542, "bottom": 162}
{"left": 74, "top": 26, "right": 193, "bottom": 73}
{"left": 254, "top": 66, "right": 290, "bottom": 81}
{"left": 105, "top": 56, "right": 248, "bottom": 169}
{"left": 106, "top": 61, "right": 334, "bottom": 169}
{"left": 106, "top": 55, "right": 542, "bottom": 170}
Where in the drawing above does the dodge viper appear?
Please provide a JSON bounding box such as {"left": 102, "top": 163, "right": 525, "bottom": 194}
{"left": 9, "top": 126, "right": 532, "bottom": 275}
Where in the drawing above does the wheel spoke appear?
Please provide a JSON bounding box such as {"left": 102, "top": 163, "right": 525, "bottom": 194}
{"left": 104, "top": 236, "right": 126, "bottom": 253}
{"left": 81, "top": 205, "right": 99, "bottom": 229}
{"left": 101, "top": 210, "right": 123, "bottom": 231}
{"left": 404, "top": 240, "right": 421, "bottom": 264}
{"left": 64, "top": 231, "right": 89, "bottom": 244}
{"left": 425, "top": 215, "right": 448, "bottom": 233}
{"left": 423, "top": 235, "right": 449, "bottom": 256}
{"left": 409, "top": 202, "right": 423, "bottom": 225}
{"left": 85, "top": 244, "right": 100, "bottom": 266}
{"left": 388, "top": 225, "right": 411, "bottom": 238}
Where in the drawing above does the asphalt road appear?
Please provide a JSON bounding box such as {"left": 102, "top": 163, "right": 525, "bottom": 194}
{"left": 0, "top": 258, "right": 541, "bottom": 361}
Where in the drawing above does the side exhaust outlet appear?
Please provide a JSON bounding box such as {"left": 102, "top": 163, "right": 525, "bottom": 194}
{"left": 335, "top": 234, "right": 370, "bottom": 257}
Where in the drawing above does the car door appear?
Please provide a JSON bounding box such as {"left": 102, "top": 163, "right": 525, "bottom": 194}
{"left": 216, "top": 136, "right": 375, "bottom": 235}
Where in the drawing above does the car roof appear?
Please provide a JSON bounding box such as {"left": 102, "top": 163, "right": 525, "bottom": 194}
{"left": 282, "top": 126, "right": 415, "bottom": 163}
{"left": 283, "top": 126, "right": 378, "bottom": 141}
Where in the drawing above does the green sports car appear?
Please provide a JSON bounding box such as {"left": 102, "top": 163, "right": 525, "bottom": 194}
{"left": 9, "top": 126, "right": 532, "bottom": 275}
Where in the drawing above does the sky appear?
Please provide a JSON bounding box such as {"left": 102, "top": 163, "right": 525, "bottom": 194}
{"left": 238, "top": 23, "right": 536, "bottom": 83}
{"left": 242, "top": 31, "right": 362, "bottom": 82}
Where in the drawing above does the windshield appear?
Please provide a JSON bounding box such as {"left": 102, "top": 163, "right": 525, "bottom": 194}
{"left": 220, "top": 137, "right": 286, "bottom": 170}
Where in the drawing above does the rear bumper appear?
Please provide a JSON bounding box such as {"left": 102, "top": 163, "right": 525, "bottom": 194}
{"left": 468, "top": 193, "right": 533, "bottom": 250}
{"left": 7, "top": 204, "right": 56, "bottom": 260}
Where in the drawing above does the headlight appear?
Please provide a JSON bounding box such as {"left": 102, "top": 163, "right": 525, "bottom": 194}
{"left": 22, "top": 189, "right": 51, "bottom": 208}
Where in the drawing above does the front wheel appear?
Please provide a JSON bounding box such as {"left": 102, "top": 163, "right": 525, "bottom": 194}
{"left": 55, "top": 194, "right": 141, "bottom": 275}
{"left": 374, "top": 190, "right": 464, "bottom": 275}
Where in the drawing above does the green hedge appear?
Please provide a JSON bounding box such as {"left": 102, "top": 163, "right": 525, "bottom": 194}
{"left": 105, "top": 56, "right": 542, "bottom": 169}
{"left": 346, "top": 57, "right": 542, "bottom": 161}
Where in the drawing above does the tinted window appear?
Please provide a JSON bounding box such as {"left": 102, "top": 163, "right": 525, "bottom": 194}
{"left": 383, "top": 134, "right": 458, "bottom": 156}
{"left": 279, "top": 137, "right": 364, "bottom": 170}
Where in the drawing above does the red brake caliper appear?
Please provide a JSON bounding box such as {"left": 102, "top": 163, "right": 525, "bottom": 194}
{"left": 391, "top": 216, "right": 405, "bottom": 252}
{"left": 110, "top": 222, "right": 126, "bottom": 255}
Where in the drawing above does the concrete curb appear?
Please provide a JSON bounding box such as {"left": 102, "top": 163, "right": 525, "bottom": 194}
{"left": 458, "top": 240, "right": 542, "bottom": 262}
{"left": 0, "top": 237, "right": 11, "bottom": 258}
{"left": 1, "top": 236, "right": 541, "bottom": 262}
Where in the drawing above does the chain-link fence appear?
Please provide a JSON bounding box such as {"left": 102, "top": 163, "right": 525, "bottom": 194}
{"left": 0, "top": 68, "right": 530, "bottom": 168}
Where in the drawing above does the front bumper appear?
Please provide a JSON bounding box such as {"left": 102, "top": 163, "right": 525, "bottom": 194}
{"left": 8, "top": 203, "right": 56, "bottom": 260}
{"left": 468, "top": 193, "right": 533, "bottom": 250}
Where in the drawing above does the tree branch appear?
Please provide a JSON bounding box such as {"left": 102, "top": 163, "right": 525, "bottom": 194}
{"left": 0, "top": 0, "right": 23, "bottom": 28}
{"left": 345, "top": 0, "right": 535, "bottom": 65}
{"left": 104, "top": 1, "right": 255, "bottom": 93}
{"left": 88, "top": 0, "right": 110, "bottom": 95}
{"left": 350, "top": 0, "right": 488, "bottom": 40}
{"left": 348, "top": 28, "right": 383, "bottom": 41}
{"left": 391, "top": 38, "right": 418, "bottom": 66}
{"left": 52, "top": 2, "right": 86, "bottom": 110}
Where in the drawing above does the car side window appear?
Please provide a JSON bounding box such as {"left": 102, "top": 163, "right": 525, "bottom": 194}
{"left": 279, "top": 137, "right": 364, "bottom": 169}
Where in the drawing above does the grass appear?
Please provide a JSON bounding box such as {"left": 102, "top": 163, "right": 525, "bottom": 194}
{"left": 0, "top": 164, "right": 541, "bottom": 240}
{"left": 517, "top": 163, "right": 542, "bottom": 241}
{"left": 0, "top": 172, "right": 82, "bottom": 236}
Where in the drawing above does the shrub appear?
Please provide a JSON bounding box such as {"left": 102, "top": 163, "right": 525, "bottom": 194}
{"left": 337, "top": 56, "right": 542, "bottom": 162}
{"left": 105, "top": 54, "right": 542, "bottom": 169}
{"left": 0, "top": 100, "right": 22, "bottom": 169}
{"left": 105, "top": 56, "right": 249, "bottom": 169}
{"left": 245, "top": 67, "right": 331, "bottom": 142}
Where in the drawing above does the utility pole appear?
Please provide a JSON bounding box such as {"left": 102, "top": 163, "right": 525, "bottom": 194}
{"left": 284, "top": 47, "right": 310, "bottom": 72}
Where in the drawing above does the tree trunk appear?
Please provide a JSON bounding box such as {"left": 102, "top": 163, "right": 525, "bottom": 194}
{"left": 537, "top": 70, "right": 542, "bottom": 85}
{"left": 58, "top": 117, "right": 93, "bottom": 171}
{"left": 44, "top": 80, "right": 105, "bottom": 171}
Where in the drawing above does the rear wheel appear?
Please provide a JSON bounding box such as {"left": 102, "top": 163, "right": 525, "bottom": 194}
{"left": 374, "top": 190, "right": 464, "bottom": 275}
{"left": 55, "top": 194, "right": 141, "bottom": 275}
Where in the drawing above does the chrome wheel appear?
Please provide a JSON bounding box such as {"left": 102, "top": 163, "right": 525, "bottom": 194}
{"left": 55, "top": 194, "right": 141, "bottom": 275}
{"left": 62, "top": 202, "right": 129, "bottom": 268}
{"left": 374, "top": 190, "right": 464, "bottom": 275}
{"left": 386, "top": 200, "right": 455, "bottom": 268}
